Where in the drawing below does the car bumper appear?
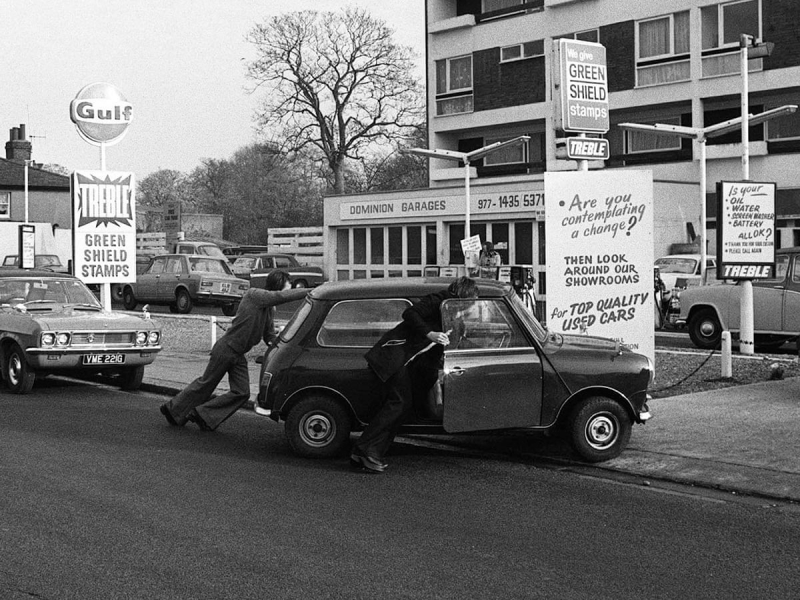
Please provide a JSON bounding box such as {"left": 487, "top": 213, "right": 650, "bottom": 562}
{"left": 25, "top": 346, "right": 162, "bottom": 369}
{"left": 196, "top": 292, "right": 243, "bottom": 303}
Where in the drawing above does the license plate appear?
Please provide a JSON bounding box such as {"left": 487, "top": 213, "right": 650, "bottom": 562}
{"left": 220, "top": 282, "right": 231, "bottom": 293}
{"left": 81, "top": 354, "right": 125, "bottom": 365}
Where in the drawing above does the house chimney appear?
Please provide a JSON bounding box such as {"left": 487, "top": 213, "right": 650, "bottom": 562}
{"left": 5, "top": 123, "right": 32, "bottom": 163}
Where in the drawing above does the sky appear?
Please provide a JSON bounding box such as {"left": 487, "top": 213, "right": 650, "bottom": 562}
{"left": 0, "top": 0, "right": 425, "bottom": 179}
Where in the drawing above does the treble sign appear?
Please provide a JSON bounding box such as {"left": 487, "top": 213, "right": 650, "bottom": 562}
{"left": 75, "top": 172, "right": 133, "bottom": 228}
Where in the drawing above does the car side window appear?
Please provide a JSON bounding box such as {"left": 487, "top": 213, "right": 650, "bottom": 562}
{"left": 317, "top": 299, "right": 412, "bottom": 348}
{"left": 166, "top": 257, "right": 183, "bottom": 274}
{"left": 275, "top": 257, "right": 291, "bottom": 268}
{"left": 441, "top": 299, "right": 530, "bottom": 350}
{"left": 767, "top": 255, "right": 790, "bottom": 282}
{"left": 148, "top": 258, "right": 166, "bottom": 274}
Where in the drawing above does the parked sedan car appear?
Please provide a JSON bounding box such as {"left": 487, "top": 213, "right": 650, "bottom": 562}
{"left": 238, "top": 253, "right": 325, "bottom": 288}
{"left": 0, "top": 269, "right": 162, "bottom": 393}
{"left": 2, "top": 254, "right": 70, "bottom": 273}
{"left": 654, "top": 253, "right": 716, "bottom": 294}
{"left": 255, "top": 278, "right": 653, "bottom": 463}
{"left": 121, "top": 254, "right": 249, "bottom": 316}
{"left": 677, "top": 247, "right": 800, "bottom": 350}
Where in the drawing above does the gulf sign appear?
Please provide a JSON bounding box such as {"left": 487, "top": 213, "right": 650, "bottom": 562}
{"left": 70, "top": 82, "right": 133, "bottom": 146}
{"left": 554, "top": 39, "right": 609, "bottom": 133}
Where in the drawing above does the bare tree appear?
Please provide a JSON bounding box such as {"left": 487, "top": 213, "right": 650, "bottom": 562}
{"left": 245, "top": 7, "right": 423, "bottom": 194}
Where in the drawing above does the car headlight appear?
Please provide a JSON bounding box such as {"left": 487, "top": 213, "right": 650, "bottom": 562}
{"left": 56, "top": 332, "right": 71, "bottom": 346}
{"left": 148, "top": 331, "right": 160, "bottom": 345}
{"left": 41, "top": 332, "right": 55, "bottom": 347}
{"left": 136, "top": 331, "right": 148, "bottom": 345}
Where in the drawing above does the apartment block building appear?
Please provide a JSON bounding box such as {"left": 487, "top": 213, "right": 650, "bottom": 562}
{"left": 324, "top": 0, "right": 800, "bottom": 291}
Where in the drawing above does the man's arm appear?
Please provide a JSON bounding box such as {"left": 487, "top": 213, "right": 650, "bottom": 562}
{"left": 246, "top": 287, "right": 308, "bottom": 308}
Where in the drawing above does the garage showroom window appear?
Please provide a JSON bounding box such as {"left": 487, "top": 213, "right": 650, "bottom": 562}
{"left": 436, "top": 55, "right": 473, "bottom": 116}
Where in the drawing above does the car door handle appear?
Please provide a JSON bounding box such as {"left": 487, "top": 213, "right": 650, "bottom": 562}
{"left": 449, "top": 366, "right": 466, "bottom": 376}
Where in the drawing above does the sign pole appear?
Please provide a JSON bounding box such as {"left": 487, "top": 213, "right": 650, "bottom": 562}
{"left": 739, "top": 36, "right": 754, "bottom": 355}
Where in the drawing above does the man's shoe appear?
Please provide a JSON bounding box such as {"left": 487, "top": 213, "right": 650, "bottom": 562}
{"left": 350, "top": 451, "right": 387, "bottom": 473}
{"left": 187, "top": 410, "right": 213, "bottom": 432}
{"left": 160, "top": 404, "right": 180, "bottom": 427}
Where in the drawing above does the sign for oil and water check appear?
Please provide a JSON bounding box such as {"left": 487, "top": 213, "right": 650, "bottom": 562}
{"left": 717, "top": 181, "right": 776, "bottom": 279}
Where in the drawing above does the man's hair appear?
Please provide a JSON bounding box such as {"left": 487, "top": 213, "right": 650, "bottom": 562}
{"left": 265, "top": 269, "right": 291, "bottom": 291}
{"left": 448, "top": 276, "right": 478, "bottom": 298}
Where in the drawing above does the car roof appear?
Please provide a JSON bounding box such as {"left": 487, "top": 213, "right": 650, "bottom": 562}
{"left": 235, "top": 253, "right": 290, "bottom": 258}
{"left": 0, "top": 268, "right": 79, "bottom": 280}
{"left": 307, "top": 277, "right": 512, "bottom": 301}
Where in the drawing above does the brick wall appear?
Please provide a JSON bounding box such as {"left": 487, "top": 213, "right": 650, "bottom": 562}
{"left": 602, "top": 21, "right": 636, "bottom": 93}
{"left": 763, "top": 0, "right": 800, "bottom": 71}
{"left": 473, "top": 48, "right": 545, "bottom": 112}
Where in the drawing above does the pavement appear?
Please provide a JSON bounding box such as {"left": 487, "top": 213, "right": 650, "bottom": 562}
{"left": 140, "top": 349, "right": 800, "bottom": 504}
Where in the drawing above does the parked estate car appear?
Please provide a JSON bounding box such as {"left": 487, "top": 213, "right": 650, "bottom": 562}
{"left": 0, "top": 269, "right": 162, "bottom": 393}
{"left": 236, "top": 253, "right": 325, "bottom": 288}
{"left": 255, "top": 278, "right": 653, "bottom": 463}
{"left": 654, "top": 254, "right": 716, "bottom": 292}
{"left": 2, "top": 254, "right": 69, "bottom": 273}
{"left": 677, "top": 247, "right": 800, "bottom": 350}
{"left": 121, "top": 254, "right": 249, "bottom": 316}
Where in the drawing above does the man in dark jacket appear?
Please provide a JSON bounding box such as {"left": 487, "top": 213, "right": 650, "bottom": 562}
{"left": 159, "top": 270, "right": 307, "bottom": 431}
{"left": 352, "top": 276, "right": 478, "bottom": 473}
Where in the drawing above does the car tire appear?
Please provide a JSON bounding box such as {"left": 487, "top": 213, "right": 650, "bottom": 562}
{"left": 5, "top": 344, "right": 35, "bottom": 394}
{"left": 292, "top": 279, "right": 308, "bottom": 289}
{"left": 111, "top": 284, "right": 124, "bottom": 303}
{"left": 688, "top": 308, "right": 722, "bottom": 349}
{"left": 118, "top": 365, "right": 145, "bottom": 391}
{"left": 568, "top": 396, "right": 631, "bottom": 463}
{"left": 175, "top": 289, "right": 193, "bottom": 314}
{"left": 284, "top": 395, "right": 352, "bottom": 458}
{"left": 122, "top": 287, "right": 137, "bottom": 311}
{"left": 222, "top": 302, "right": 238, "bottom": 317}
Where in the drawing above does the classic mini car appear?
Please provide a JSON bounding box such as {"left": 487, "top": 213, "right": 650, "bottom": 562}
{"left": 241, "top": 253, "right": 325, "bottom": 288}
{"left": 677, "top": 247, "right": 800, "bottom": 350}
{"left": 121, "top": 254, "right": 249, "bottom": 315}
{"left": 255, "top": 278, "right": 653, "bottom": 463}
{"left": 2, "top": 254, "right": 70, "bottom": 273}
{"left": 0, "top": 269, "right": 162, "bottom": 394}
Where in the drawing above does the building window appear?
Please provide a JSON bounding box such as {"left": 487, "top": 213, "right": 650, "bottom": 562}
{"left": 701, "top": 1, "right": 761, "bottom": 78}
{"left": 767, "top": 111, "right": 800, "bottom": 142}
{"left": 484, "top": 135, "right": 529, "bottom": 166}
{"left": 407, "top": 226, "right": 422, "bottom": 264}
{"left": 483, "top": 0, "right": 523, "bottom": 11}
{"left": 436, "top": 56, "right": 473, "bottom": 116}
{"left": 336, "top": 229, "right": 349, "bottom": 264}
{"left": 636, "top": 11, "right": 690, "bottom": 87}
{"left": 353, "top": 228, "right": 367, "bottom": 264}
{"left": 500, "top": 40, "right": 544, "bottom": 63}
{"left": 388, "top": 227, "right": 403, "bottom": 265}
{"left": 0, "top": 193, "right": 9, "bottom": 219}
{"left": 426, "top": 226, "right": 437, "bottom": 265}
{"left": 624, "top": 117, "right": 683, "bottom": 154}
{"left": 370, "top": 228, "right": 384, "bottom": 264}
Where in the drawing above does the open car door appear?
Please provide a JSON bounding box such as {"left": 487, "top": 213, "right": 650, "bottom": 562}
{"left": 440, "top": 298, "right": 542, "bottom": 433}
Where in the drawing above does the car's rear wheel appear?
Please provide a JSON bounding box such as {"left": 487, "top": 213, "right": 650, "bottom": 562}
{"left": 568, "top": 396, "right": 631, "bottom": 463}
{"left": 285, "top": 395, "right": 352, "bottom": 458}
{"left": 5, "top": 344, "right": 35, "bottom": 394}
{"left": 688, "top": 308, "right": 722, "bottom": 349}
{"left": 118, "top": 365, "right": 145, "bottom": 391}
{"left": 175, "top": 289, "right": 193, "bottom": 314}
{"left": 111, "top": 284, "right": 124, "bottom": 303}
{"left": 122, "top": 287, "right": 137, "bottom": 311}
{"left": 222, "top": 302, "right": 238, "bottom": 317}
{"left": 292, "top": 279, "right": 308, "bottom": 289}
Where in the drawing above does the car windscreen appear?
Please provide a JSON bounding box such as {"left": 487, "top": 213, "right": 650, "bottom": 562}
{"left": 190, "top": 258, "right": 233, "bottom": 275}
{"left": 0, "top": 278, "right": 100, "bottom": 306}
{"left": 654, "top": 257, "right": 697, "bottom": 274}
{"left": 233, "top": 257, "right": 257, "bottom": 269}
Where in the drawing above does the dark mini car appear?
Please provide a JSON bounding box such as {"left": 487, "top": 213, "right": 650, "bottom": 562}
{"left": 0, "top": 269, "right": 162, "bottom": 393}
{"left": 255, "top": 278, "right": 653, "bottom": 463}
{"left": 121, "top": 254, "right": 249, "bottom": 315}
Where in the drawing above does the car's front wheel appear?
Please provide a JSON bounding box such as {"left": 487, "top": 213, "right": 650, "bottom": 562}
{"left": 118, "top": 365, "right": 145, "bottom": 391}
{"left": 4, "top": 344, "right": 35, "bottom": 394}
{"left": 688, "top": 308, "right": 722, "bottom": 349}
{"left": 568, "top": 396, "right": 631, "bottom": 463}
{"left": 222, "top": 302, "right": 238, "bottom": 317}
{"left": 122, "top": 287, "right": 137, "bottom": 311}
{"left": 284, "top": 395, "right": 352, "bottom": 458}
{"left": 175, "top": 289, "right": 193, "bottom": 314}
{"left": 292, "top": 279, "right": 308, "bottom": 289}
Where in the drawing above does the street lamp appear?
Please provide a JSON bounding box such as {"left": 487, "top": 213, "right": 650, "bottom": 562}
{"left": 619, "top": 106, "right": 795, "bottom": 288}
{"left": 406, "top": 135, "right": 530, "bottom": 268}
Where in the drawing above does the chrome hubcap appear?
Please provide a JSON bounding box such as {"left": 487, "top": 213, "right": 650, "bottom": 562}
{"left": 301, "top": 414, "right": 334, "bottom": 447}
{"left": 586, "top": 413, "right": 617, "bottom": 449}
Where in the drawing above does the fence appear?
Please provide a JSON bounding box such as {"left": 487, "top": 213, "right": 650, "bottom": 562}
{"left": 137, "top": 232, "right": 167, "bottom": 256}
{"left": 267, "top": 227, "right": 324, "bottom": 267}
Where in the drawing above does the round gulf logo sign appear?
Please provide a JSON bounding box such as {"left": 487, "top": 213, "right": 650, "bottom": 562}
{"left": 70, "top": 82, "right": 133, "bottom": 146}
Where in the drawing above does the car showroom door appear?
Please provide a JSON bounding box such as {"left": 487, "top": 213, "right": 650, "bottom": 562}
{"left": 439, "top": 298, "right": 542, "bottom": 433}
